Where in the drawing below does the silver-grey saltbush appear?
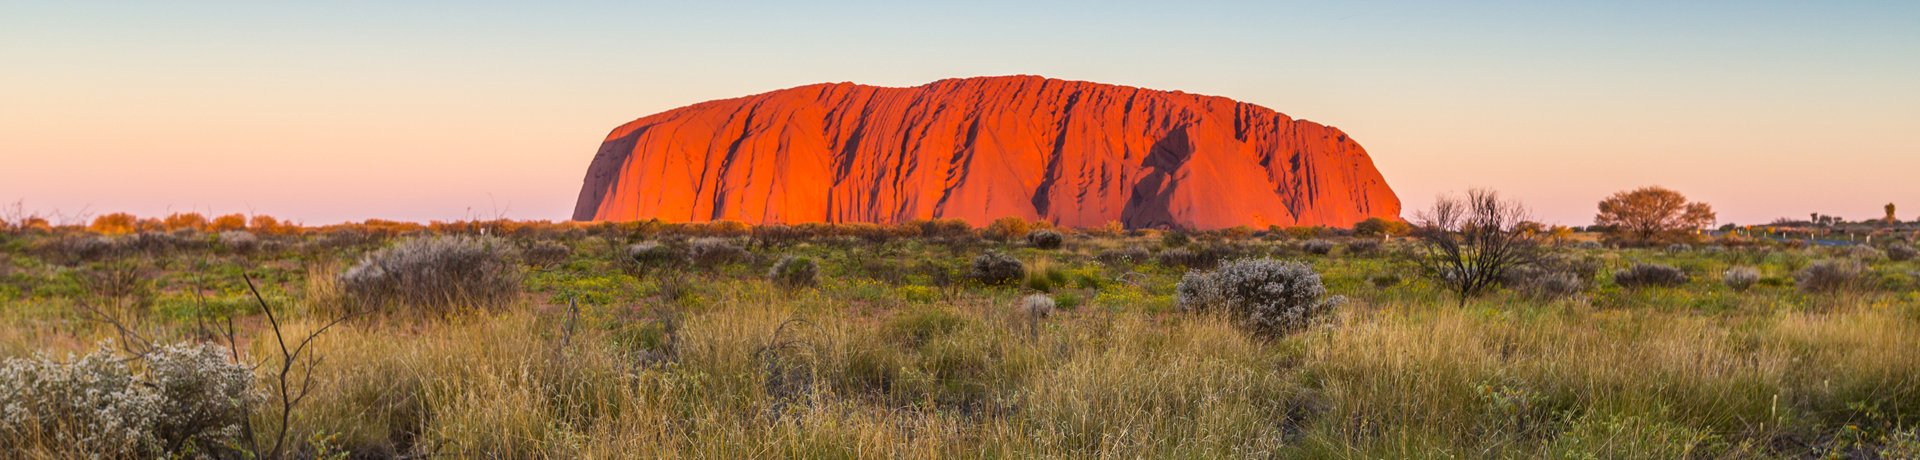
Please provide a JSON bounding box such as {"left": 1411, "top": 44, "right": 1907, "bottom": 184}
{"left": 340, "top": 235, "right": 523, "bottom": 315}
{"left": 0, "top": 343, "right": 259, "bottom": 457}
{"left": 1177, "top": 258, "right": 1343, "bottom": 337}
{"left": 1723, "top": 267, "right": 1760, "bottom": 291}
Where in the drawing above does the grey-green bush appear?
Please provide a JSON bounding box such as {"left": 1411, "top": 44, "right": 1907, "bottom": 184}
{"left": 1508, "top": 266, "right": 1585, "bottom": 299}
{"left": 1025, "top": 229, "right": 1064, "bottom": 250}
{"left": 688, "top": 237, "right": 747, "bottom": 269}
{"left": 768, "top": 256, "right": 819, "bottom": 288}
{"left": 1176, "top": 258, "right": 1343, "bottom": 337}
{"left": 625, "top": 241, "right": 682, "bottom": 276}
{"left": 339, "top": 235, "right": 523, "bottom": 316}
{"left": 1157, "top": 245, "right": 1235, "bottom": 269}
{"left": 218, "top": 230, "right": 258, "bottom": 253}
{"left": 1303, "top": 239, "right": 1336, "bottom": 255}
{"left": 970, "top": 251, "right": 1025, "bottom": 286}
{"left": 1345, "top": 239, "right": 1382, "bottom": 255}
{"left": 1096, "top": 246, "right": 1151, "bottom": 266}
{"left": 1723, "top": 267, "right": 1760, "bottom": 291}
{"left": 1796, "top": 260, "right": 1865, "bottom": 294}
{"left": 1884, "top": 243, "right": 1915, "bottom": 262}
{"left": 1847, "top": 245, "right": 1886, "bottom": 261}
{"left": 1614, "top": 263, "right": 1689, "bottom": 289}
{"left": 522, "top": 240, "right": 571, "bottom": 269}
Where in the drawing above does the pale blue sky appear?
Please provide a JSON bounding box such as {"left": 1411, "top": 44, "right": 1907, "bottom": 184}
{"left": 2, "top": 1, "right": 1916, "bottom": 224}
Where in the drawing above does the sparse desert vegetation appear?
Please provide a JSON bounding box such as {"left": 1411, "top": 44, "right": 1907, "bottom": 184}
{"left": 1, "top": 212, "right": 1919, "bottom": 458}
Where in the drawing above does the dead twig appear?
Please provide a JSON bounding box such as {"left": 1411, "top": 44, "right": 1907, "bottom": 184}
{"left": 243, "top": 272, "right": 358, "bottom": 460}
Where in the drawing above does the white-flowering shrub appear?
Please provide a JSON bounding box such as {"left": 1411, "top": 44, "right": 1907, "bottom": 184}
{"left": 146, "top": 343, "right": 260, "bottom": 453}
{"left": 0, "top": 345, "right": 160, "bottom": 456}
{"left": 1176, "top": 258, "right": 1344, "bottom": 337}
{"left": 340, "top": 235, "right": 523, "bottom": 316}
{"left": 0, "top": 342, "right": 257, "bottom": 457}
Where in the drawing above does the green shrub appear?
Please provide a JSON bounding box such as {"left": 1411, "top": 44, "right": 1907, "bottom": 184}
{"left": 1369, "top": 273, "right": 1403, "bottom": 288}
{"left": 885, "top": 308, "right": 969, "bottom": 347}
{"left": 1161, "top": 231, "right": 1191, "bottom": 248}
{"left": 1353, "top": 217, "right": 1411, "bottom": 237}
{"left": 768, "top": 256, "right": 819, "bottom": 288}
{"left": 1024, "top": 265, "right": 1067, "bottom": 293}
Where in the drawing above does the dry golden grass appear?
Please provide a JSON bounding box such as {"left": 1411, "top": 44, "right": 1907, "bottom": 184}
{"left": 3, "top": 227, "right": 1918, "bottom": 458}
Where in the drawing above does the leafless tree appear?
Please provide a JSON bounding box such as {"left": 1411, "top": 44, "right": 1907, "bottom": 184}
{"left": 242, "top": 273, "right": 357, "bottom": 459}
{"left": 1413, "top": 189, "right": 1543, "bottom": 308}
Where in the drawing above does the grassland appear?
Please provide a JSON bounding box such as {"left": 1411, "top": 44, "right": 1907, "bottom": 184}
{"left": 1, "top": 221, "right": 1917, "bottom": 459}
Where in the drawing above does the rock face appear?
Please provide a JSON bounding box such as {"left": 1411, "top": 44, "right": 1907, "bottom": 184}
{"left": 574, "top": 75, "right": 1399, "bottom": 229}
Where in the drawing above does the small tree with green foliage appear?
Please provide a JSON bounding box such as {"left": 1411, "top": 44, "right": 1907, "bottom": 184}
{"left": 1595, "top": 186, "right": 1716, "bottom": 245}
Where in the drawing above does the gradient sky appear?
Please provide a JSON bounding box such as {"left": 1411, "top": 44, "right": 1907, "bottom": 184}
{"left": 3, "top": 1, "right": 1916, "bottom": 226}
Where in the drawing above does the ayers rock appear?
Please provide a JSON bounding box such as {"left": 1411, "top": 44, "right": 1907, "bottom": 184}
{"left": 573, "top": 75, "right": 1399, "bottom": 229}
